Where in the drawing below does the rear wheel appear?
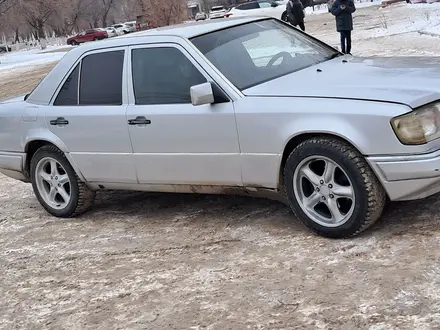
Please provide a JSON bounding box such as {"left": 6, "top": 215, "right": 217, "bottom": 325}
{"left": 30, "top": 145, "right": 95, "bottom": 218}
{"left": 283, "top": 137, "right": 386, "bottom": 238}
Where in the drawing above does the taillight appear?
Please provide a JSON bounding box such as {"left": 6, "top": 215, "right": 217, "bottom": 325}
{"left": 136, "top": 23, "right": 140, "bottom": 30}
{"left": 225, "top": 13, "right": 233, "bottom": 17}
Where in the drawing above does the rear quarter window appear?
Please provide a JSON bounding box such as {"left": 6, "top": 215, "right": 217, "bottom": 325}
{"left": 54, "top": 64, "right": 80, "bottom": 106}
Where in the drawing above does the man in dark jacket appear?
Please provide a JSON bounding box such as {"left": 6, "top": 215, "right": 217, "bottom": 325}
{"left": 331, "top": 0, "right": 356, "bottom": 54}
{"left": 287, "top": 0, "right": 305, "bottom": 31}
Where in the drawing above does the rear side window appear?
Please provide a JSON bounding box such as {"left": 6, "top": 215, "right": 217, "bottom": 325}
{"left": 258, "top": 1, "right": 273, "bottom": 8}
{"left": 54, "top": 64, "right": 79, "bottom": 106}
{"left": 79, "top": 50, "right": 124, "bottom": 105}
{"left": 131, "top": 47, "right": 206, "bottom": 105}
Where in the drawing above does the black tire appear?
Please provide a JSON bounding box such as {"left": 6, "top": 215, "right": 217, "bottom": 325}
{"left": 283, "top": 137, "right": 386, "bottom": 238}
{"left": 281, "top": 11, "right": 288, "bottom": 22}
{"left": 93, "top": 37, "right": 98, "bottom": 41}
{"left": 30, "top": 145, "right": 96, "bottom": 218}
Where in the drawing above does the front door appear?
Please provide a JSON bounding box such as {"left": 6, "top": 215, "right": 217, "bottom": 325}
{"left": 45, "top": 47, "right": 137, "bottom": 184}
{"left": 126, "top": 44, "right": 242, "bottom": 186}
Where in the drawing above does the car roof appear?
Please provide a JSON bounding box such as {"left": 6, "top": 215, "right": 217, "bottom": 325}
{"left": 26, "top": 16, "right": 270, "bottom": 105}
{"left": 120, "top": 16, "right": 265, "bottom": 39}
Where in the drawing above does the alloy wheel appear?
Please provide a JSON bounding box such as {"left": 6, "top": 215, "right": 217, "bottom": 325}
{"left": 34, "top": 157, "right": 71, "bottom": 210}
{"left": 293, "top": 156, "right": 355, "bottom": 227}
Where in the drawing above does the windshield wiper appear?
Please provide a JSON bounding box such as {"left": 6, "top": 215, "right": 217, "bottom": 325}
{"left": 328, "top": 52, "right": 342, "bottom": 60}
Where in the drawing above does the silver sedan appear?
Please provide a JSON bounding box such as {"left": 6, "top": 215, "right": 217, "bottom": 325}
{"left": 1, "top": 17, "right": 440, "bottom": 238}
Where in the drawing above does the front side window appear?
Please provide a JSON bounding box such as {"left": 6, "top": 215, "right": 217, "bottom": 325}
{"left": 79, "top": 50, "right": 124, "bottom": 105}
{"left": 191, "top": 19, "right": 336, "bottom": 90}
{"left": 131, "top": 47, "right": 206, "bottom": 105}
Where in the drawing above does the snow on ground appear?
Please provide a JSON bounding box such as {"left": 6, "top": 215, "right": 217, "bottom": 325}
{"left": 305, "top": 0, "right": 383, "bottom": 15}
{"left": 0, "top": 45, "right": 70, "bottom": 74}
{"left": 307, "top": 2, "right": 440, "bottom": 56}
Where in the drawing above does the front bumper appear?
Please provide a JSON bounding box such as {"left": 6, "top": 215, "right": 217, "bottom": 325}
{"left": 0, "top": 151, "right": 28, "bottom": 182}
{"left": 368, "top": 149, "right": 440, "bottom": 201}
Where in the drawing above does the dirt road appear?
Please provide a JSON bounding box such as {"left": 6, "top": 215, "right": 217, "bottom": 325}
{"left": 2, "top": 5, "right": 440, "bottom": 330}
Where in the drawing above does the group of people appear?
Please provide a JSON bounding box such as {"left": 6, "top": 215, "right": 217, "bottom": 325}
{"left": 286, "top": 0, "right": 356, "bottom": 54}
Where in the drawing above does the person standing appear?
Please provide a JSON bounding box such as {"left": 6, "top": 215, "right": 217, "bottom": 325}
{"left": 286, "top": 0, "right": 306, "bottom": 32}
{"left": 331, "top": 0, "right": 356, "bottom": 54}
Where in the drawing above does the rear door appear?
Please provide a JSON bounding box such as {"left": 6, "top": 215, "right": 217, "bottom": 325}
{"left": 44, "top": 47, "right": 137, "bottom": 184}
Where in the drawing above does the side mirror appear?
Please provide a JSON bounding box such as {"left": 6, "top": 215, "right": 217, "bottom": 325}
{"left": 190, "top": 82, "right": 214, "bottom": 106}
{"left": 271, "top": 2, "right": 278, "bottom": 7}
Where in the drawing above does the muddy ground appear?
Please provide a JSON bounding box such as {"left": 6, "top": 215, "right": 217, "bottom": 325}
{"left": 2, "top": 5, "right": 440, "bottom": 330}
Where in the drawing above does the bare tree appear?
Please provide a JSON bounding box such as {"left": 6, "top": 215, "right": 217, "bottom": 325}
{"left": 18, "top": 0, "right": 57, "bottom": 39}
{"left": 0, "top": 0, "right": 15, "bottom": 16}
{"left": 140, "top": 0, "right": 187, "bottom": 28}
{"left": 2, "top": 5, "right": 26, "bottom": 42}
{"left": 48, "top": 0, "right": 92, "bottom": 35}
{"left": 101, "top": 0, "right": 115, "bottom": 27}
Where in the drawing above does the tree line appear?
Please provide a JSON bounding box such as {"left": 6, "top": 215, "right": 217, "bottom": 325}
{"left": 0, "top": 0, "right": 189, "bottom": 41}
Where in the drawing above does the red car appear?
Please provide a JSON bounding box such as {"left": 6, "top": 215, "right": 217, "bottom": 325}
{"left": 67, "top": 29, "right": 108, "bottom": 46}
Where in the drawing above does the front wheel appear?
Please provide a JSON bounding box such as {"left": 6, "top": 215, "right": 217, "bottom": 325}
{"left": 283, "top": 137, "right": 386, "bottom": 238}
{"left": 30, "top": 145, "right": 95, "bottom": 218}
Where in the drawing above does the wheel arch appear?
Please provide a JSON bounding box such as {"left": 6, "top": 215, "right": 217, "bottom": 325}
{"left": 24, "top": 139, "right": 86, "bottom": 182}
{"left": 278, "top": 132, "right": 367, "bottom": 189}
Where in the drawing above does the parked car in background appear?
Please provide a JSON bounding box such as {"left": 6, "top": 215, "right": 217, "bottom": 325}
{"left": 225, "top": 0, "right": 284, "bottom": 19}
{"left": 0, "top": 44, "right": 11, "bottom": 53}
{"left": 195, "top": 12, "right": 208, "bottom": 21}
{"left": 67, "top": 29, "right": 108, "bottom": 45}
{"left": 111, "top": 23, "right": 131, "bottom": 35}
{"left": 209, "top": 5, "right": 227, "bottom": 19}
{"left": 103, "top": 27, "right": 118, "bottom": 38}
{"left": 123, "top": 21, "right": 138, "bottom": 33}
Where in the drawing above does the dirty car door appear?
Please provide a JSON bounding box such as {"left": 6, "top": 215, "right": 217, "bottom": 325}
{"left": 45, "top": 47, "right": 137, "bottom": 184}
{"left": 126, "top": 44, "right": 242, "bottom": 186}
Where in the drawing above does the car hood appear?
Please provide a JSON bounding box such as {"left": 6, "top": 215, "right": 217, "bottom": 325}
{"left": 243, "top": 56, "right": 440, "bottom": 108}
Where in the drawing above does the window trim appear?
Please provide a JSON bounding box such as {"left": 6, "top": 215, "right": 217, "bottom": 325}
{"left": 127, "top": 42, "right": 231, "bottom": 106}
{"left": 50, "top": 46, "right": 129, "bottom": 107}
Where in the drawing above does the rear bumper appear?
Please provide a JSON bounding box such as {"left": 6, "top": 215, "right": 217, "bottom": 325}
{"left": 368, "top": 149, "right": 440, "bottom": 201}
{"left": 0, "top": 151, "right": 28, "bottom": 182}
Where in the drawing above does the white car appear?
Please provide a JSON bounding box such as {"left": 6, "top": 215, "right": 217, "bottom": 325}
{"left": 111, "top": 23, "right": 130, "bottom": 35}
{"left": 102, "top": 27, "right": 118, "bottom": 38}
{"left": 195, "top": 12, "right": 208, "bottom": 21}
{"left": 225, "top": 0, "right": 285, "bottom": 20}
{"left": 123, "top": 21, "right": 138, "bottom": 33}
{"left": 209, "top": 6, "right": 227, "bottom": 19}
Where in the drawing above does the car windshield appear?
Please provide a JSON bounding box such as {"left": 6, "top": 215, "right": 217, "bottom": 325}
{"left": 191, "top": 19, "right": 337, "bottom": 90}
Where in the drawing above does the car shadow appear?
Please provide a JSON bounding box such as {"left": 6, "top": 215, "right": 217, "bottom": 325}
{"left": 82, "top": 190, "right": 440, "bottom": 238}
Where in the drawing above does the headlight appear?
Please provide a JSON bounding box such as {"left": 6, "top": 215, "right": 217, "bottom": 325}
{"left": 391, "top": 102, "right": 440, "bottom": 145}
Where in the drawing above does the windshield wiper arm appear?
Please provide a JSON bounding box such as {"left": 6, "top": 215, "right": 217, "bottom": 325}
{"left": 328, "top": 52, "right": 342, "bottom": 60}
